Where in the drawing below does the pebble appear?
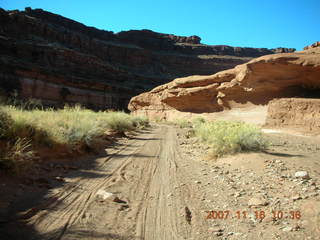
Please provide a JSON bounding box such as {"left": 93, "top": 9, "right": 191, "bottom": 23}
{"left": 282, "top": 226, "right": 293, "bottom": 232}
{"left": 55, "top": 176, "right": 65, "bottom": 182}
{"left": 294, "top": 171, "right": 310, "bottom": 179}
{"left": 234, "top": 192, "right": 242, "bottom": 198}
{"left": 209, "top": 227, "right": 224, "bottom": 236}
{"left": 96, "top": 190, "right": 114, "bottom": 200}
{"left": 248, "top": 196, "right": 268, "bottom": 207}
{"left": 292, "top": 195, "right": 302, "bottom": 201}
{"left": 310, "top": 185, "right": 318, "bottom": 191}
{"left": 234, "top": 232, "right": 242, "bottom": 236}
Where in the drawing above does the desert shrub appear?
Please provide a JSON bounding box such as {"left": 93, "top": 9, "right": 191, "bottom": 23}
{"left": 132, "top": 115, "right": 150, "bottom": 128}
{"left": 192, "top": 117, "right": 206, "bottom": 127}
{"left": 0, "top": 108, "right": 14, "bottom": 138}
{"left": 0, "top": 138, "right": 36, "bottom": 174}
{"left": 195, "top": 120, "right": 268, "bottom": 157}
{"left": 174, "top": 119, "right": 190, "bottom": 128}
{"left": 23, "top": 98, "right": 43, "bottom": 110}
{"left": 104, "top": 111, "right": 135, "bottom": 133}
{"left": 153, "top": 116, "right": 163, "bottom": 123}
{"left": 1, "top": 106, "right": 148, "bottom": 148}
{"left": 0, "top": 105, "right": 149, "bottom": 173}
{"left": 1, "top": 106, "right": 53, "bottom": 145}
{"left": 1, "top": 89, "right": 43, "bottom": 110}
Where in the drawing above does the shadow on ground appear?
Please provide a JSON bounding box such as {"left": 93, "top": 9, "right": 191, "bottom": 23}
{"left": 262, "top": 151, "right": 305, "bottom": 158}
{"left": 0, "top": 127, "right": 154, "bottom": 240}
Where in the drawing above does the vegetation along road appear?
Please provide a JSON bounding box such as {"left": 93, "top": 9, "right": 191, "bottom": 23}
{"left": 1, "top": 122, "right": 320, "bottom": 240}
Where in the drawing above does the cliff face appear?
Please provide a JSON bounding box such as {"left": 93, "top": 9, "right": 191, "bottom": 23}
{"left": 0, "top": 7, "right": 295, "bottom": 110}
{"left": 128, "top": 47, "right": 320, "bottom": 121}
{"left": 265, "top": 98, "right": 320, "bottom": 133}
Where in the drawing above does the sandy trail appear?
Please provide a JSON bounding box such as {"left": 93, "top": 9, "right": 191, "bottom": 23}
{"left": 26, "top": 125, "right": 196, "bottom": 240}
{"left": 6, "top": 124, "right": 320, "bottom": 240}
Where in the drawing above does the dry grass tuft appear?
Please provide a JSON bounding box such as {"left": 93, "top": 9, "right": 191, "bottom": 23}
{"left": 194, "top": 120, "right": 268, "bottom": 157}
{"left": 0, "top": 104, "right": 149, "bottom": 173}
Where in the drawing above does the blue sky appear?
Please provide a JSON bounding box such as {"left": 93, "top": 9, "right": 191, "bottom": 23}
{"left": 2, "top": 0, "right": 319, "bottom": 50}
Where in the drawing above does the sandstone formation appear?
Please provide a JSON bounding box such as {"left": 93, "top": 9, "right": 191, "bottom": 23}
{"left": 304, "top": 41, "right": 320, "bottom": 50}
{"left": 0, "top": 7, "right": 294, "bottom": 109}
{"left": 129, "top": 47, "right": 320, "bottom": 123}
{"left": 265, "top": 98, "right": 320, "bottom": 134}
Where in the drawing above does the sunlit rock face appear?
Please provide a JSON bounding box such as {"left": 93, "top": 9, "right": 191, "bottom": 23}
{"left": 129, "top": 47, "right": 320, "bottom": 121}
{"left": 265, "top": 98, "right": 320, "bottom": 133}
{"left": 0, "top": 7, "right": 295, "bottom": 110}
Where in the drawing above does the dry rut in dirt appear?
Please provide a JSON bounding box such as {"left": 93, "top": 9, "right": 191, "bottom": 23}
{"left": 23, "top": 125, "right": 199, "bottom": 240}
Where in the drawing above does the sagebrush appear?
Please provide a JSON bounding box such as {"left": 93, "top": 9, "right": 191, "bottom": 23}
{"left": 194, "top": 120, "right": 268, "bottom": 157}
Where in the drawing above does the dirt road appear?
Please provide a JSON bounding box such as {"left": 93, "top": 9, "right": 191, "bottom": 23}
{"left": 20, "top": 125, "right": 203, "bottom": 240}
{"left": 2, "top": 124, "right": 320, "bottom": 240}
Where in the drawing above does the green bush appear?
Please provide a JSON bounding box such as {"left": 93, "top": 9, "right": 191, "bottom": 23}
{"left": 104, "top": 111, "right": 135, "bottom": 133}
{"left": 192, "top": 117, "right": 206, "bottom": 127}
{"left": 195, "top": 120, "right": 268, "bottom": 157}
{"left": 132, "top": 116, "right": 150, "bottom": 128}
{"left": 174, "top": 119, "right": 190, "bottom": 128}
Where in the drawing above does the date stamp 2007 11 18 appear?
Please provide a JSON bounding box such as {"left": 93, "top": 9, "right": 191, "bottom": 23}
{"left": 206, "top": 210, "right": 301, "bottom": 220}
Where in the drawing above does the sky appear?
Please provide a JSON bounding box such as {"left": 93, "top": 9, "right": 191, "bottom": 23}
{"left": 1, "top": 0, "right": 319, "bottom": 50}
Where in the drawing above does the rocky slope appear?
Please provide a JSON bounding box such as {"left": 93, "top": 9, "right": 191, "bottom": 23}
{"left": 129, "top": 46, "right": 320, "bottom": 122}
{"left": 0, "top": 7, "right": 295, "bottom": 109}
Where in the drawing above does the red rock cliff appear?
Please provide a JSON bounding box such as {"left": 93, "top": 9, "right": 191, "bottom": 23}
{"left": 0, "top": 7, "right": 295, "bottom": 109}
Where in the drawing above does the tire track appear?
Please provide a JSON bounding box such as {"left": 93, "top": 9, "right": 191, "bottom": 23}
{"left": 25, "top": 125, "right": 199, "bottom": 240}
{"left": 26, "top": 128, "right": 158, "bottom": 239}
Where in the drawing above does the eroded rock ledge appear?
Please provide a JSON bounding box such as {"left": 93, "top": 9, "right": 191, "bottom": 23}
{"left": 129, "top": 47, "right": 320, "bottom": 121}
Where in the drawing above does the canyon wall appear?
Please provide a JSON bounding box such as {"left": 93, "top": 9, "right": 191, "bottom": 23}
{"left": 0, "top": 7, "right": 295, "bottom": 109}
